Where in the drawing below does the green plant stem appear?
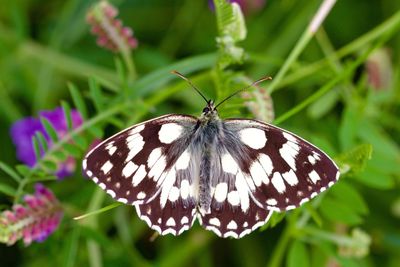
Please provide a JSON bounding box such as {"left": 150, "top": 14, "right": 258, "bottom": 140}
{"left": 74, "top": 203, "right": 122, "bottom": 220}
{"left": 267, "top": 0, "right": 337, "bottom": 94}
{"left": 301, "top": 226, "right": 356, "bottom": 247}
{"left": 273, "top": 31, "right": 390, "bottom": 125}
{"left": 266, "top": 225, "right": 292, "bottom": 267}
{"left": 121, "top": 51, "right": 137, "bottom": 81}
{"left": 250, "top": 9, "right": 400, "bottom": 93}
{"left": 84, "top": 189, "right": 105, "bottom": 267}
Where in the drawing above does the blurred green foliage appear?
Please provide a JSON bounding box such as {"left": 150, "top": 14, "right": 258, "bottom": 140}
{"left": 0, "top": 0, "right": 399, "bottom": 266}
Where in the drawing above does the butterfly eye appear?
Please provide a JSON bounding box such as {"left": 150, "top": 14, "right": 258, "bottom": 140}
{"left": 203, "top": 107, "right": 210, "bottom": 113}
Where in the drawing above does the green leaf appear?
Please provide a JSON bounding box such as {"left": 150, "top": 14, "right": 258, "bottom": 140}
{"left": 36, "top": 132, "right": 48, "bottom": 152}
{"left": 355, "top": 165, "right": 395, "bottom": 189}
{"left": 62, "top": 101, "right": 73, "bottom": 130}
{"left": 40, "top": 117, "right": 59, "bottom": 143}
{"left": 89, "top": 77, "right": 104, "bottom": 112}
{"left": 32, "top": 136, "right": 42, "bottom": 161}
{"left": 64, "top": 143, "right": 82, "bottom": 158}
{"left": 287, "top": 241, "right": 310, "bottom": 267}
{"left": 213, "top": 0, "right": 247, "bottom": 68}
{"left": 0, "top": 161, "right": 22, "bottom": 182}
{"left": 307, "top": 88, "right": 340, "bottom": 119}
{"left": 0, "top": 183, "right": 16, "bottom": 197}
{"left": 42, "top": 160, "right": 58, "bottom": 171}
{"left": 330, "top": 182, "right": 369, "bottom": 215}
{"left": 16, "top": 164, "right": 31, "bottom": 177}
{"left": 339, "top": 106, "right": 362, "bottom": 151}
{"left": 88, "top": 125, "right": 103, "bottom": 138}
{"left": 68, "top": 82, "right": 88, "bottom": 119}
{"left": 320, "top": 196, "right": 363, "bottom": 225}
{"left": 336, "top": 144, "right": 373, "bottom": 176}
{"left": 72, "top": 135, "right": 88, "bottom": 150}
{"left": 53, "top": 150, "right": 68, "bottom": 161}
{"left": 214, "top": 0, "right": 246, "bottom": 41}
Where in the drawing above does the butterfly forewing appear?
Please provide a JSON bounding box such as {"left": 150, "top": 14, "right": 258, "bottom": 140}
{"left": 83, "top": 115, "right": 198, "bottom": 205}
{"left": 224, "top": 119, "right": 340, "bottom": 212}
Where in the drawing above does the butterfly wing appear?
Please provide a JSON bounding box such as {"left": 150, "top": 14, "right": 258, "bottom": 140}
{"left": 83, "top": 114, "right": 198, "bottom": 205}
{"left": 223, "top": 119, "right": 340, "bottom": 211}
{"left": 198, "top": 146, "right": 272, "bottom": 238}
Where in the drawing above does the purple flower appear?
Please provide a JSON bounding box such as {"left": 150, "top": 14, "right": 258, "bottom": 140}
{"left": 0, "top": 184, "right": 63, "bottom": 246}
{"left": 10, "top": 107, "right": 83, "bottom": 179}
{"left": 209, "top": 0, "right": 266, "bottom": 14}
{"left": 86, "top": 1, "right": 138, "bottom": 52}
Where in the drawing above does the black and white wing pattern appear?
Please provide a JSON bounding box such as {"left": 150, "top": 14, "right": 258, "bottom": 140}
{"left": 222, "top": 119, "right": 340, "bottom": 212}
{"left": 83, "top": 114, "right": 199, "bottom": 235}
{"left": 198, "top": 145, "right": 272, "bottom": 238}
{"left": 83, "top": 111, "right": 340, "bottom": 239}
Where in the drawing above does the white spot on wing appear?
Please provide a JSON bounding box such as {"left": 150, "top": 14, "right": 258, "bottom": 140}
{"left": 158, "top": 123, "right": 183, "bottom": 144}
{"left": 160, "top": 168, "right": 176, "bottom": 208}
{"left": 239, "top": 128, "right": 267, "bottom": 149}
{"left": 101, "top": 161, "right": 113, "bottom": 174}
{"left": 250, "top": 161, "right": 269, "bottom": 186}
{"left": 106, "top": 189, "right": 116, "bottom": 198}
{"left": 181, "top": 216, "right": 189, "bottom": 224}
{"left": 125, "top": 135, "right": 145, "bottom": 162}
{"left": 209, "top": 217, "right": 221, "bottom": 227}
{"left": 86, "top": 170, "right": 93, "bottom": 177}
{"left": 137, "top": 191, "right": 146, "bottom": 199}
{"left": 221, "top": 153, "right": 238, "bottom": 174}
{"left": 227, "top": 220, "right": 237, "bottom": 230}
{"left": 266, "top": 198, "right": 277, "bottom": 206}
{"left": 129, "top": 125, "right": 145, "bottom": 135}
{"left": 235, "top": 171, "right": 250, "bottom": 212}
{"left": 176, "top": 150, "right": 190, "bottom": 170}
{"left": 118, "top": 198, "right": 128, "bottom": 204}
{"left": 279, "top": 142, "right": 299, "bottom": 171}
{"left": 107, "top": 145, "right": 117, "bottom": 156}
{"left": 309, "top": 170, "right": 321, "bottom": 184}
{"left": 308, "top": 155, "right": 316, "bottom": 165}
{"left": 180, "top": 180, "right": 190, "bottom": 199}
{"left": 168, "top": 186, "right": 180, "bottom": 202}
{"left": 123, "top": 161, "right": 138, "bottom": 177}
{"left": 283, "top": 132, "right": 297, "bottom": 143}
{"left": 132, "top": 165, "right": 146, "bottom": 186}
{"left": 271, "top": 172, "right": 286, "bottom": 193}
{"left": 166, "top": 217, "right": 176, "bottom": 227}
{"left": 282, "top": 169, "right": 299, "bottom": 186}
{"left": 149, "top": 156, "right": 166, "bottom": 182}
{"left": 228, "top": 191, "right": 240, "bottom": 206}
{"left": 214, "top": 183, "right": 228, "bottom": 202}
{"left": 82, "top": 159, "right": 87, "bottom": 170}
{"left": 147, "top": 148, "right": 162, "bottom": 167}
{"left": 258, "top": 154, "right": 273, "bottom": 176}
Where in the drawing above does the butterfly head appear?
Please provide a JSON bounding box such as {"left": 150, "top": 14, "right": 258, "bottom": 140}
{"left": 200, "top": 100, "right": 219, "bottom": 122}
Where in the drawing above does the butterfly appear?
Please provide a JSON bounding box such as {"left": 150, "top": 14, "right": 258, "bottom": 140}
{"left": 83, "top": 71, "right": 340, "bottom": 238}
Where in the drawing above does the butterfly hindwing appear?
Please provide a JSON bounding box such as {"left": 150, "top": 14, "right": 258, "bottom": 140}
{"left": 199, "top": 147, "right": 272, "bottom": 238}
{"left": 135, "top": 145, "right": 200, "bottom": 236}
{"left": 224, "top": 119, "right": 340, "bottom": 211}
{"left": 83, "top": 115, "right": 198, "bottom": 205}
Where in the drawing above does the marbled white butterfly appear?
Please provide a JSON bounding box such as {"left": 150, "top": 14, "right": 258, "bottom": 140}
{"left": 83, "top": 72, "right": 340, "bottom": 238}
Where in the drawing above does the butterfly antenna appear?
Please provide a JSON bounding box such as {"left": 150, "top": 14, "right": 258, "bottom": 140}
{"left": 215, "top": 76, "right": 272, "bottom": 109}
{"left": 171, "top": 70, "right": 208, "bottom": 104}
